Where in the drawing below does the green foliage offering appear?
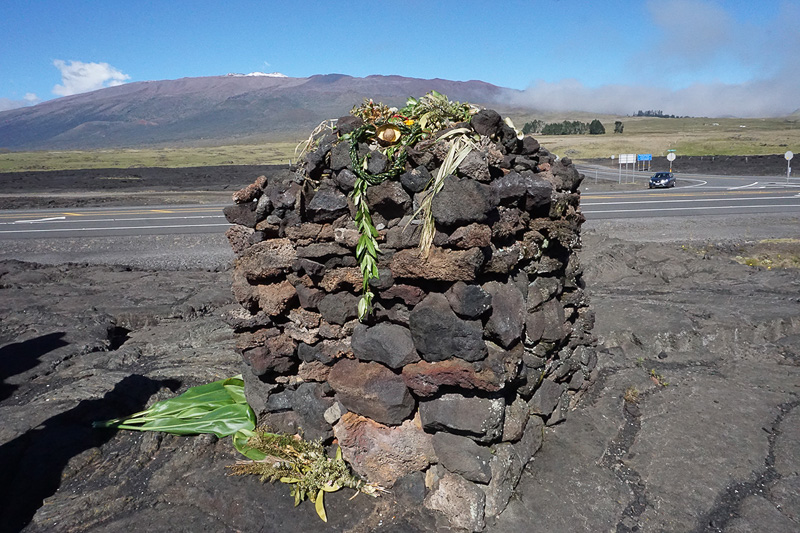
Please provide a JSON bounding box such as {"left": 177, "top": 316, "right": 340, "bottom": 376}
{"left": 614, "top": 120, "right": 625, "bottom": 134}
{"left": 228, "top": 432, "right": 384, "bottom": 522}
{"left": 340, "top": 91, "right": 478, "bottom": 320}
{"left": 94, "top": 376, "right": 384, "bottom": 523}
{"left": 93, "top": 376, "right": 256, "bottom": 437}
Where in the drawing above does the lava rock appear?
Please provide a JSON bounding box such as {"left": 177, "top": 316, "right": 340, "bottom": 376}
{"left": 445, "top": 281, "right": 492, "bottom": 319}
{"left": 351, "top": 322, "right": 420, "bottom": 369}
{"left": 528, "top": 379, "right": 565, "bottom": 417}
{"left": 401, "top": 358, "right": 507, "bottom": 397}
{"left": 400, "top": 165, "right": 432, "bottom": 193}
{"left": 235, "top": 238, "right": 297, "bottom": 282}
{"left": 317, "top": 291, "right": 359, "bottom": 325}
{"left": 223, "top": 202, "right": 258, "bottom": 228}
{"left": 483, "top": 281, "right": 526, "bottom": 348}
{"left": 328, "top": 359, "right": 415, "bottom": 426}
{"left": 366, "top": 180, "right": 412, "bottom": 219}
{"left": 409, "top": 293, "right": 487, "bottom": 362}
{"left": 390, "top": 247, "right": 484, "bottom": 282}
{"left": 305, "top": 184, "right": 350, "bottom": 223}
{"left": 419, "top": 393, "right": 504, "bottom": 443}
{"left": 484, "top": 443, "right": 525, "bottom": 518}
{"left": 470, "top": 109, "right": 503, "bottom": 138}
{"left": 432, "top": 432, "right": 492, "bottom": 483}
{"left": 333, "top": 412, "right": 435, "bottom": 487}
{"left": 424, "top": 472, "right": 486, "bottom": 532}
{"left": 430, "top": 176, "right": 496, "bottom": 228}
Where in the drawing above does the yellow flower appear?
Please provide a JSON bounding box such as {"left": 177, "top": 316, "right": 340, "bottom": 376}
{"left": 404, "top": 119, "right": 414, "bottom": 126}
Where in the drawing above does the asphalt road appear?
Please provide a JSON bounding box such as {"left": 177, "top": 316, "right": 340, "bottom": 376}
{"left": 2, "top": 168, "right": 800, "bottom": 239}
{"left": 1, "top": 168, "right": 798, "bottom": 268}
{"left": 578, "top": 163, "right": 800, "bottom": 219}
{"left": 0, "top": 204, "right": 230, "bottom": 240}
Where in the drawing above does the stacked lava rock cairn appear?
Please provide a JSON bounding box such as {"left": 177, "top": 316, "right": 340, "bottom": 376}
{"left": 223, "top": 100, "right": 596, "bottom": 531}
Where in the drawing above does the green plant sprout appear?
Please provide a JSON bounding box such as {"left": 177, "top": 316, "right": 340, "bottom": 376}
{"left": 94, "top": 376, "right": 381, "bottom": 522}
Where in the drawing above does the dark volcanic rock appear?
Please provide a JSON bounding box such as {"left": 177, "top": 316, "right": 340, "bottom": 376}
{"left": 400, "top": 165, "right": 432, "bottom": 193}
{"left": 419, "top": 393, "right": 505, "bottom": 443}
{"left": 470, "top": 109, "right": 503, "bottom": 138}
{"left": 409, "top": 293, "right": 487, "bottom": 362}
{"left": 445, "top": 281, "right": 492, "bottom": 319}
{"left": 483, "top": 280, "right": 526, "bottom": 348}
{"left": 351, "top": 322, "right": 420, "bottom": 369}
{"left": 430, "top": 176, "right": 496, "bottom": 227}
{"left": 305, "top": 184, "right": 350, "bottom": 223}
{"left": 366, "top": 180, "right": 412, "bottom": 219}
{"left": 327, "top": 359, "right": 415, "bottom": 426}
{"left": 223, "top": 202, "right": 258, "bottom": 228}
{"left": 528, "top": 379, "right": 565, "bottom": 417}
{"left": 523, "top": 174, "right": 553, "bottom": 212}
{"left": 432, "top": 432, "right": 492, "bottom": 483}
{"left": 317, "top": 292, "right": 359, "bottom": 325}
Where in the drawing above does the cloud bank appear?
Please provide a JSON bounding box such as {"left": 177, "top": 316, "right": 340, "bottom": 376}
{"left": 507, "top": 77, "right": 798, "bottom": 118}
{"left": 512, "top": 0, "right": 800, "bottom": 117}
{"left": 0, "top": 93, "right": 40, "bottom": 112}
{"left": 52, "top": 60, "right": 130, "bottom": 97}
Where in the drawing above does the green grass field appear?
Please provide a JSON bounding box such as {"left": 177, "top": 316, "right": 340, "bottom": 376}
{"left": 0, "top": 142, "right": 299, "bottom": 172}
{"left": 1, "top": 115, "right": 798, "bottom": 173}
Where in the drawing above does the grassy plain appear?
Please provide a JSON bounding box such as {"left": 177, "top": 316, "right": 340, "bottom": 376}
{"left": 0, "top": 142, "right": 298, "bottom": 172}
{"left": 506, "top": 113, "right": 800, "bottom": 159}
{"left": 1, "top": 115, "right": 798, "bottom": 172}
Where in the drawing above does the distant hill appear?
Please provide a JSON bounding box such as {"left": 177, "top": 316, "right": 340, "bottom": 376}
{"left": 0, "top": 74, "right": 518, "bottom": 150}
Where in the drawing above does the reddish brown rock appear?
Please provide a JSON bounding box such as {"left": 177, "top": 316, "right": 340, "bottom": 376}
{"left": 297, "top": 361, "right": 331, "bottom": 382}
{"left": 282, "top": 322, "right": 319, "bottom": 344}
{"left": 288, "top": 308, "right": 321, "bottom": 329}
{"left": 257, "top": 280, "right": 297, "bottom": 316}
{"left": 235, "top": 327, "right": 279, "bottom": 352}
{"left": 401, "top": 359, "right": 504, "bottom": 397}
{"left": 379, "top": 284, "right": 426, "bottom": 306}
{"left": 333, "top": 412, "right": 435, "bottom": 487}
{"left": 319, "top": 267, "right": 362, "bottom": 292}
{"left": 231, "top": 268, "right": 258, "bottom": 312}
{"left": 225, "top": 225, "right": 255, "bottom": 255}
{"left": 232, "top": 179, "right": 264, "bottom": 203}
{"left": 284, "top": 223, "right": 323, "bottom": 241}
{"left": 446, "top": 223, "right": 492, "bottom": 249}
{"left": 241, "top": 333, "right": 297, "bottom": 376}
{"left": 390, "top": 247, "right": 484, "bottom": 281}
{"left": 328, "top": 359, "right": 415, "bottom": 426}
{"left": 235, "top": 238, "right": 297, "bottom": 282}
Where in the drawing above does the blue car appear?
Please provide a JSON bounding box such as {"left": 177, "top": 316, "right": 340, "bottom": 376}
{"left": 649, "top": 172, "right": 675, "bottom": 188}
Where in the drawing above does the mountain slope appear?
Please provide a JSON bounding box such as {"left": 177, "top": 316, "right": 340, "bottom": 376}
{"left": 0, "top": 74, "right": 515, "bottom": 150}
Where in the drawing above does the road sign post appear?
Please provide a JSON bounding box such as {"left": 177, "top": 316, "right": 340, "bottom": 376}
{"left": 667, "top": 152, "right": 676, "bottom": 172}
{"left": 786, "top": 151, "right": 794, "bottom": 182}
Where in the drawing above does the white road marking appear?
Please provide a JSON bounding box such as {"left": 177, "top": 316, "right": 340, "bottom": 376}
{"left": 584, "top": 203, "right": 800, "bottom": 214}
{"left": 0, "top": 223, "right": 232, "bottom": 235}
{"left": 728, "top": 182, "right": 759, "bottom": 190}
{"left": 584, "top": 195, "right": 799, "bottom": 206}
{"left": 13, "top": 216, "right": 67, "bottom": 223}
{"left": 0, "top": 215, "right": 225, "bottom": 227}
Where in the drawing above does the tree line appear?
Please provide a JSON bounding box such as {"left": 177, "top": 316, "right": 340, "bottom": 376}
{"left": 522, "top": 119, "right": 624, "bottom": 135}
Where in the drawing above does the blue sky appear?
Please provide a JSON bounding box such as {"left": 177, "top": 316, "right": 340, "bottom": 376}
{"left": 1, "top": 0, "right": 798, "bottom": 116}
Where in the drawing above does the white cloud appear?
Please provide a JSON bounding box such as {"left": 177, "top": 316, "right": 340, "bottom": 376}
{"left": 0, "top": 98, "right": 29, "bottom": 111}
{"left": 0, "top": 94, "right": 41, "bottom": 112}
{"left": 507, "top": 77, "right": 798, "bottom": 118}
{"left": 513, "top": 1, "right": 800, "bottom": 117}
{"left": 52, "top": 59, "right": 130, "bottom": 97}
